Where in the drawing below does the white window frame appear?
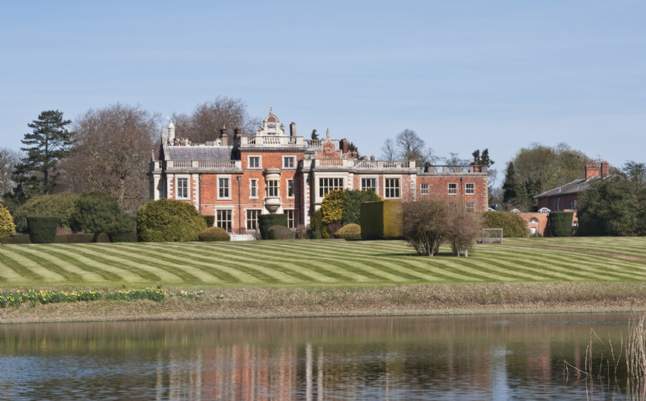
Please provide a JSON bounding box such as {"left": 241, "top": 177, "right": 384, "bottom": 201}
{"left": 175, "top": 176, "right": 190, "bottom": 200}
{"left": 420, "top": 183, "right": 430, "bottom": 195}
{"left": 245, "top": 209, "right": 261, "bottom": 231}
{"left": 266, "top": 179, "right": 279, "bottom": 197}
{"left": 283, "top": 155, "right": 296, "bottom": 169}
{"left": 217, "top": 175, "right": 231, "bottom": 200}
{"left": 384, "top": 177, "right": 401, "bottom": 199}
{"left": 448, "top": 183, "right": 458, "bottom": 195}
{"left": 465, "top": 183, "right": 475, "bottom": 195}
{"left": 249, "top": 179, "right": 259, "bottom": 199}
{"left": 285, "top": 209, "right": 295, "bottom": 229}
{"left": 287, "top": 179, "right": 294, "bottom": 198}
{"left": 319, "top": 177, "right": 344, "bottom": 198}
{"left": 215, "top": 208, "right": 233, "bottom": 233}
{"left": 248, "top": 155, "right": 262, "bottom": 169}
{"left": 361, "top": 177, "right": 377, "bottom": 192}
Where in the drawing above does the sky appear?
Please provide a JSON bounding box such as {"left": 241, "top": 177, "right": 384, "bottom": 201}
{"left": 1, "top": 0, "right": 645, "bottom": 181}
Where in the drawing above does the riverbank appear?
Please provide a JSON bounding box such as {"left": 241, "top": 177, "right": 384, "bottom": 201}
{"left": 3, "top": 282, "right": 646, "bottom": 324}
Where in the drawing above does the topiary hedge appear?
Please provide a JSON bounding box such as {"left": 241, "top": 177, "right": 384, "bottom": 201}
{"left": 14, "top": 193, "right": 80, "bottom": 233}
{"left": 137, "top": 200, "right": 207, "bottom": 242}
{"left": 360, "top": 200, "right": 403, "bottom": 240}
{"left": 0, "top": 205, "right": 15, "bottom": 243}
{"left": 259, "top": 214, "right": 287, "bottom": 239}
{"left": 27, "top": 216, "right": 59, "bottom": 244}
{"left": 198, "top": 227, "right": 230, "bottom": 241}
{"left": 267, "top": 225, "right": 294, "bottom": 240}
{"left": 70, "top": 193, "right": 125, "bottom": 242}
{"left": 481, "top": 212, "right": 528, "bottom": 238}
{"left": 334, "top": 223, "right": 361, "bottom": 240}
{"left": 548, "top": 212, "right": 574, "bottom": 237}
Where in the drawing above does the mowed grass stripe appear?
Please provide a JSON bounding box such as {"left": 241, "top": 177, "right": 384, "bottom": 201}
{"left": 0, "top": 247, "right": 68, "bottom": 282}
{"left": 16, "top": 245, "right": 107, "bottom": 283}
{"left": 0, "top": 258, "right": 27, "bottom": 282}
{"left": 53, "top": 244, "right": 163, "bottom": 283}
{"left": 6, "top": 246, "right": 85, "bottom": 282}
{"left": 0, "top": 251, "right": 45, "bottom": 282}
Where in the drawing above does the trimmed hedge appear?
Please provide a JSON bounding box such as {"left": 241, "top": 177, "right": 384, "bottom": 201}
{"left": 481, "top": 212, "right": 528, "bottom": 238}
{"left": 137, "top": 200, "right": 207, "bottom": 242}
{"left": 27, "top": 216, "right": 59, "bottom": 244}
{"left": 335, "top": 223, "right": 361, "bottom": 240}
{"left": 259, "top": 214, "right": 287, "bottom": 239}
{"left": 267, "top": 225, "right": 294, "bottom": 240}
{"left": 360, "top": 200, "right": 403, "bottom": 240}
{"left": 13, "top": 193, "right": 80, "bottom": 233}
{"left": 198, "top": 227, "right": 230, "bottom": 241}
{"left": 548, "top": 212, "right": 574, "bottom": 237}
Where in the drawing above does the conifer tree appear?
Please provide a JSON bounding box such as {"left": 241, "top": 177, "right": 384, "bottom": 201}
{"left": 502, "top": 161, "right": 520, "bottom": 207}
{"left": 13, "top": 110, "right": 73, "bottom": 200}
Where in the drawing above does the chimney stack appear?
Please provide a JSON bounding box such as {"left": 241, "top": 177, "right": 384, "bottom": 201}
{"left": 585, "top": 161, "right": 608, "bottom": 180}
{"left": 289, "top": 122, "right": 297, "bottom": 138}
{"left": 220, "top": 127, "right": 228, "bottom": 146}
{"left": 167, "top": 121, "right": 176, "bottom": 143}
{"left": 600, "top": 161, "right": 609, "bottom": 177}
{"left": 340, "top": 138, "right": 349, "bottom": 154}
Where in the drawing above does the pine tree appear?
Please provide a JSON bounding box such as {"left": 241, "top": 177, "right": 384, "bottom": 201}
{"left": 502, "top": 161, "right": 519, "bottom": 207}
{"left": 13, "top": 110, "right": 73, "bottom": 200}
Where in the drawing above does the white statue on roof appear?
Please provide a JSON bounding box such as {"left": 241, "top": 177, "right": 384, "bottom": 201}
{"left": 256, "top": 107, "right": 285, "bottom": 136}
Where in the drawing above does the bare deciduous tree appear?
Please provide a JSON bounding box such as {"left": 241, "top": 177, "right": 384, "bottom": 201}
{"left": 381, "top": 129, "right": 435, "bottom": 166}
{"left": 173, "top": 97, "right": 256, "bottom": 143}
{"left": 402, "top": 199, "right": 449, "bottom": 256}
{"left": 446, "top": 205, "right": 481, "bottom": 257}
{"left": 62, "top": 104, "right": 157, "bottom": 211}
{"left": 0, "top": 148, "right": 19, "bottom": 196}
{"left": 381, "top": 139, "right": 396, "bottom": 161}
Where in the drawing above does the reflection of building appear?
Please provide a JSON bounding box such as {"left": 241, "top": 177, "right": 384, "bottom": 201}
{"left": 151, "top": 110, "right": 489, "bottom": 234}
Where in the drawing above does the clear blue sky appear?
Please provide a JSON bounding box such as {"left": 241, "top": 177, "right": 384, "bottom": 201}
{"left": 1, "top": 1, "right": 645, "bottom": 177}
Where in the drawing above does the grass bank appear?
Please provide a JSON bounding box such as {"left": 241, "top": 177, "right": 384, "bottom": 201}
{"left": 2, "top": 282, "right": 646, "bottom": 324}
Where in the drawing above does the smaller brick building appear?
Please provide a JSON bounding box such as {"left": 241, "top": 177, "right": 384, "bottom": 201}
{"left": 535, "top": 161, "right": 610, "bottom": 212}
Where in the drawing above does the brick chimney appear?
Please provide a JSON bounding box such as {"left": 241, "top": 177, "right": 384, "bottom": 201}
{"left": 600, "top": 161, "right": 609, "bottom": 177}
{"left": 289, "top": 122, "right": 297, "bottom": 138}
{"left": 220, "top": 127, "right": 228, "bottom": 146}
{"left": 585, "top": 161, "right": 604, "bottom": 180}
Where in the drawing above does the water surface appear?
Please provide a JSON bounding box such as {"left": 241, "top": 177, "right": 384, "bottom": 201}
{"left": 0, "top": 313, "right": 635, "bottom": 400}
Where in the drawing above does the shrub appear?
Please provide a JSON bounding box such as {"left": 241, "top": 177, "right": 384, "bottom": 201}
{"left": 402, "top": 199, "right": 449, "bottom": 256}
{"left": 267, "top": 225, "right": 294, "bottom": 240}
{"left": 137, "top": 200, "right": 207, "bottom": 242}
{"left": 321, "top": 189, "right": 381, "bottom": 226}
{"left": 446, "top": 207, "right": 481, "bottom": 256}
{"left": 334, "top": 223, "right": 361, "bottom": 240}
{"left": 309, "top": 209, "right": 329, "bottom": 239}
{"left": 259, "top": 214, "right": 287, "bottom": 239}
{"left": 0, "top": 205, "right": 15, "bottom": 243}
{"left": 70, "top": 193, "right": 124, "bottom": 242}
{"left": 27, "top": 216, "right": 59, "bottom": 244}
{"left": 548, "top": 212, "right": 574, "bottom": 237}
{"left": 360, "top": 200, "right": 403, "bottom": 240}
{"left": 13, "top": 193, "right": 80, "bottom": 232}
{"left": 108, "top": 214, "right": 137, "bottom": 242}
{"left": 198, "top": 227, "right": 230, "bottom": 241}
{"left": 204, "top": 215, "right": 215, "bottom": 227}
{"left": 481, "top": 211, "right": 528, "bottom": 238}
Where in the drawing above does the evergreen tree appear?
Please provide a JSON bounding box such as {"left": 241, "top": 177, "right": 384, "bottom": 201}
{"left": 13, "top": 110, "right": 73, "bottom": 200}
{"left": 502, "top": 162, "right": 519, "bottom": 207}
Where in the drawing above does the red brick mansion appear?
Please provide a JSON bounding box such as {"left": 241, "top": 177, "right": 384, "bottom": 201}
{"left": 150, "top": 110, "right": 488, "bottom": 234}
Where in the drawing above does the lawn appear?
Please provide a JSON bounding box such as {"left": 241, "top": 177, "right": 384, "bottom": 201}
{"left": 0, "top": 237, "right": 645, "bottom": 288}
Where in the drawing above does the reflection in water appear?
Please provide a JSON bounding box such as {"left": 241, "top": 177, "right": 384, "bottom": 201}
{"left": 0, "top": 314, "right": 635, "bottom": 400}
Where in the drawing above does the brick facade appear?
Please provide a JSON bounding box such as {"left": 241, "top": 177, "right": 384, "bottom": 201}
{"left": 151, "top": 111, "right": 489, "bottom": 234}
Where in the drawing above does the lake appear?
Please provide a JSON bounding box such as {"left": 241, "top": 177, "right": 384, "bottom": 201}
{"left": 0, "top": 313, "right": 638, "bottom": 400}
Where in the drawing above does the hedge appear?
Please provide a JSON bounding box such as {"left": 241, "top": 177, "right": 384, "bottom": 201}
{"left": 137, "top": 200, "right": 207, "bottom": 242}
{"left": 335, "top": 223, "right": 361, "bottom": 240}
{"left": 198, "top": 227, "right": 231, "bottom": 241}
{"left": 481, "top": 212, "right": 528, "bottom": 238}
{"left": 0, "top": 205, "right": 15, "bottom": 242}
{"left": 27, "top": 216, "right": 59, "bottom": 244}
{"left": 259, "top": 214, "right": 287, "bottom": 239}
{"left": 267, "top": 225, "right": 295, "bottom": 240}
{"left": 548, "top": 212, "right": 574, "bottom": 237}
{"left": 360, "top": 200, "right": 403, "bottom": 240}
{"left": 13, "top": 193, "right": 80, "bottom": 233}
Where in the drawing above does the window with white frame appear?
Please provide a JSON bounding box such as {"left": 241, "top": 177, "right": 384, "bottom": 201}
{"left": 248, "top": 156, "right": 261, "bottom": 169}
{"left": 215, "top": 209, "right": 233, "bottom": 232}
{"left": 285, "top": 209, "right": 295, "bottom": 228}
{"left": 266, "top": 179, "right": 279, "bottom": 197}
{"left": 420, "top": 183, "right": 430, "bottom": 195}
{"left": 385, "top": 178, "right": 400, "bottom": 199}
{"left": 319, "top": 177, "right": 344, "bottom": 198}
{"left": 283, "top": 156, "right": 296, "bottom": 169}
{"left": 465, "top": 183, "right": 475, "bottom": 195}
{"left": 361, "top": 177, "right": 376, "bottom": 192}
{"left": 465, "top": 202, "right": 475, "bottom": 213}
{"left": 287, "top": 179, "right": 294, "bottom": 197}
{"left": 249, "top": 179, "right": 258, "bottom": 198}
{"left": 448, "top": 183, "right": 458, "bottom": 195}
{"left": 218, "top": 177, "right": 230, "bottom": 199}
{"left": 176, "top": 177, "right": 189, "bottom": 199}
{"left": 246, "top": 209, "right": 261, "bottom": 230}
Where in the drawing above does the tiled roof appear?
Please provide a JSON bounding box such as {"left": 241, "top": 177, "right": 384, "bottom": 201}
{"left": 534, "top": 176, "right": 605, "bottom": 199}
{"left": 165, "top": 146, "right": 232, "bottom": 161}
